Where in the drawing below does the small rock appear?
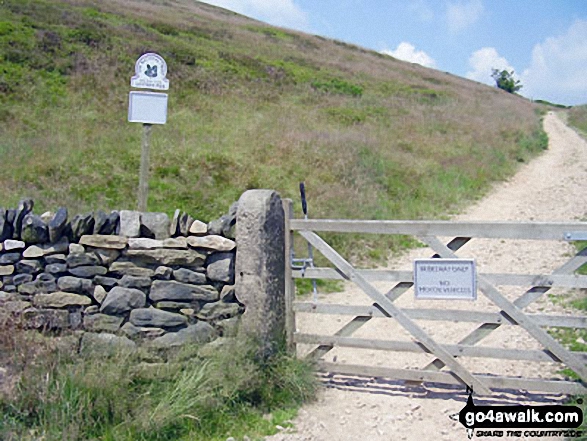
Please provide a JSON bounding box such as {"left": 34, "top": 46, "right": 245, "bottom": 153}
{"left": 187, "top": 235, "right": 236, "bottom": 252}
{"left": 3, "top": 239, "right": 25, "bottom": 251}
{"left": 109, "top": 261, "right": 154, "bottom": 278}
{"left": 140, "top": 212, "right": 170, "bottom": 240}
{"left": 206, "top": 252, "right": 235, "bottom": 283}
{"left": 69, "top": 243, "right": 85, "bottom": 254}
{"left": 169, "top": 209, "right": 181, "bottom": 236}
{"left": 130, "top": 307, "right": 187, "bottom": 328}
{"left": 0, "top": 265, "right": 14, "bottom": 276}
{"left": 150, "top": 321, "right": 217, "bottom": 348}
{"left": 100, "top": 286, "right": 146, "bottom": 315}
{"left": 125, "top": 249, "right": 205, "bottom": 266}
{"left": 16, "top": 260, "right": 42, "bottom": 275}
{"left": 150, "top": 280, "right": 219, "bottom": 302}
{"left": 188, "top": 220, "right": 208, "bottom": 235}
{"left": 66, "top": 252, "right": 101, "bottom": 269}
{"left": 173, "top": 268, "right": 207, "bottom": 284}
{"left": 154, "top": 266, "right": 173, "bottom": 280}
{"left": 93, "top": 285, "right": 108, "bottom": 304}
{"left": 70, "top": 213, "right": 95, "bottom": 241}
{"left": 22, "top": 308, "right": 69, "bottom": 330}
{"left": 118, "top": 275, "right": 152, "bottom": 291}
{"left": 0, "top": 253, "right": 20, "bottom": 264}
{"left": 83, "top": 314, "right": 124, "bottom": 333}
{"left": 57, "top": 276, "right": 93, "bottom": 295}
{"left": 94, "top": 275, "right": 118, "bottom": 288}
{"left": 80, "top": 332, "right": 136, "bottom": 356}
{"left": 48, "top": 207, "right": 68, "bottom": 243}
{"left": 118, "top": 210, "right": 141, "bottom": 238}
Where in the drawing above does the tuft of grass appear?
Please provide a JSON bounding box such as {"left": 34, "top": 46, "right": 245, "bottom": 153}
{"left": 0, "top": 320, "right": 317, "bottom": 441}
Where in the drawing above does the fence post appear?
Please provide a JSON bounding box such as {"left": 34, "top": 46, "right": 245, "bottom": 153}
{"left": 283, "top": 198, "right": 296, "bottom": 353}
{"left": 235, "top": 190, "right": 285, "bottom": 357}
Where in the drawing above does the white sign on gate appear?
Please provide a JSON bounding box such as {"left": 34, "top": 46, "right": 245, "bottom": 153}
{"left": 414, "top": 259, "right": 476, "bottom": 300}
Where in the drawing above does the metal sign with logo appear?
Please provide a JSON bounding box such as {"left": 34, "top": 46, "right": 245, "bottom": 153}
{"left": 414, "top": 258, "right": 477, "bottom": 300}
{"left": 130, "top": 52, "right": 169, "bottom": 90}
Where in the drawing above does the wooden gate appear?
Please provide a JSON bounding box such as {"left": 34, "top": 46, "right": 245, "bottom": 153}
{"left": 283, "top": 200, "right": 587, "bottom": 395}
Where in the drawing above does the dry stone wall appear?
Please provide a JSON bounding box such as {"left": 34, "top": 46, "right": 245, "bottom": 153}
{"left": 0, "top": 199, "right": 243, "bottom": 350}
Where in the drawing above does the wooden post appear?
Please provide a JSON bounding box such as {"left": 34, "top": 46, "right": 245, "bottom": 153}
{"left": 138, "top": 123, "right": 152, "bottom": 211}
{"left": 283, "top": 198, "right": 297, "bottom": 353}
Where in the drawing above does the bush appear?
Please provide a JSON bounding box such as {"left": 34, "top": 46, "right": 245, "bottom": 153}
{"left": 491, "top": 69, "right": 522, "bottom": 94}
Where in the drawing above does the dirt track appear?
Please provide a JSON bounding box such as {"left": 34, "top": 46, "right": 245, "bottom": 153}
{"left": 267, "top": 112, "right": 587, "bottom": 441}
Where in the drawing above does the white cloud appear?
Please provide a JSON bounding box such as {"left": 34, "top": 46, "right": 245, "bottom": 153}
{"left": 382, "top": 42, "right": 437, "bottom": 68}
{"left": 446, "top": 0, "right": 483, "bottom": 34}
{"left": 521, "top": 19, "right": 587, "bottom": 106}
{"left": 466, "top": 47, "right": 516, "bottom": 85}
{"left": 199, "top": 0, "right": 310, "bottom": 31}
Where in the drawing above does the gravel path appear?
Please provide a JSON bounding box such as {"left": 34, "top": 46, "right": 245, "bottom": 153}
{"left": 267, "top": 112, "right": 587, "bottom": 441}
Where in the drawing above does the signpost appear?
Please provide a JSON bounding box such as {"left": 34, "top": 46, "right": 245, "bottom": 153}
{"left": 128, "top": 53, "right": 169, "bottom": 211}
{"left": 414, "top": 258, "right": 477, "bottom": 300}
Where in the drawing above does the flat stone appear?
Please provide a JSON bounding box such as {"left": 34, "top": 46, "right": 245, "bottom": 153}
{"left": 140, "top": 212, "right": 170, "bottom": 240}
{"left": 206, "top": 252, "right": 235, "bottom": 283}
{"left": 45, "top": 254, "right": 66, "bottom": 264}
{"left": 173, "top": 268, "right": 207, "bottom": 285}
{"left": 16, "top": 260, "right": 42, "bottom": 275}
{"left": 169, "top": 209, "right": 181, "bottom": 237}
{"left": 95, "top": 211, "right": 119, "bottom": 235}
{"left": 188, "top": 220, "right": 208, "bottom": 235}
{"left": 79, "top": 235, "right": 128, "bottom": 250}
{"left": 18, "top": 274, "right": 56, "bottom": 295}
{"left": 14, "top": 198, "right": 34, "bottom": 239}
{"left": 149, "top": 322, "right": 217, "bottom": 348}
{"left": 48, "top": 207, "right": 68, "bottom": 243}
{"left": 100, "top": 286, "right": 146, "bottom": 315}
{"left": 92, "top": 210, "right": 108, "bottom": 235}
{"left": 93, "top": 285, "right": 108, "bottom": 304}
{"left": 0, "top": 209, "right": 11, "bottom": 242}
{"left": 68, "top": 265, "right": 107, "bottom": 278}
{"left": 21, "top": 214, "right": 49, "bottom": 244}
{"left": 93, "top": 248, "right": 120, "bottom": 266}
{"left": 130, "top": 307, "right": 187, "bottom": 328}
{"left": 0, "top": 253, "right": 21, "bottom": 264}
{"left": 23, "top": 308, "right": 69, "bottom": 330}
{"left": 13, "top": 274, "right": 33, "bottom": 286}
{"left": 108, "top": 261, "right": 154, "bottom": 278}
{"left": 150, "top": 280, "right": 219, "bottom": 303}
{"left": 94, "top": 275, "right": 118, "bottom": 288}
{"left": 84, "top": 305, "right": 100, "bottom": 314}
{"left": 155, "top": 301, "right": 197, "bottom": 311}
{"left": 4, "top": 239, "right": 25, "bottom": 251}
{"left": 187, "top": 235, "right": 235, "bottom": 252}
{"left": 57, "top": 276, "right": 93, "bottom": 295}
{"left": 80, "top": 332, "right": 136, "bottom": 356}
{"left": 118, "top": 275, "right": 152, "bottom": 291}
{"left": 69, "top": 243, "right": 85, "bottom": 254}
{"left": 45, "top": 263, "right": 67, "bottom": 275}
{"left": 33, "top": 292, "right": 92, "bottom": 308}
{"left": 154, "top": 266, "right": 172, "bottom": 280}
{"left": 70, "top": 213, "right": 95, "bottom": 241}
{"left": 125, "top": 249, "right": 206, "bottom": 267}
{"left": 0, "top": 265, "right": 14, "bottom": 276}
{"left": 83, "top": 314, "right": 124, "bottom": 333}
{"left": 22, "top": 237, "right": 69, "bottom": 258}
{"left": 179, "top": 212, "right": 194, "bottom": 236}
{"left": 196, "top": 301, "right": 241, "bottom": 321}
{"left": 3, "top": 300, "right": 31, "bottom": 313}
{"left": 118, "top": 210, "right": 141, "bottom": 238}
{"left": 127, "top": 237, "right": 187, "bottom": 250}
{"left": 67, "top": 252, "right": 101, "bottom": 268}
{"left": 121, "top": 322, "right": 166, "bottom": 339}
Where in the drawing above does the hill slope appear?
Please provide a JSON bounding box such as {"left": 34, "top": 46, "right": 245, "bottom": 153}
{"left": 0, "top": 0, "right": 547, "bottom": 256}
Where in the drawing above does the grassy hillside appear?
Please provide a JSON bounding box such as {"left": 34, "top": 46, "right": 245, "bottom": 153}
{"left": 0, "top": 0, "right": 547, "bottom": 257}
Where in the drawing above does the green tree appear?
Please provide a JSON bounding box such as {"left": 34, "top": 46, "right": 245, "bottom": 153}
{"left": 491, "top": 69, "right": 522, "bottom": 93}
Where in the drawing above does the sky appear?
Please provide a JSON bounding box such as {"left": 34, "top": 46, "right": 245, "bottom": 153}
{"left": 199, "top": 0, "right": 587, "bottom": 106}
